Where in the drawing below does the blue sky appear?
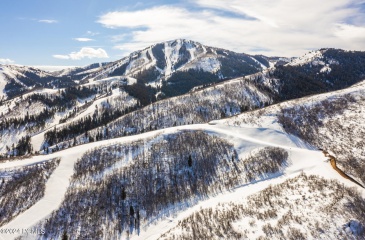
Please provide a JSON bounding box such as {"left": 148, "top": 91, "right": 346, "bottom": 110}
{"left": 1, "top": 0, "right": 365, "bottom": 70}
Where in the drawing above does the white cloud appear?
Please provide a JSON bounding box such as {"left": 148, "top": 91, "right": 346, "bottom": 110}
{"left": 334, "top": 23, "right": 365, "bottom": 39}
{"left": 0, "top": 58, "right": 15, "bottom": 64}
{"left": 53, "top": 47, "right": 109, "bottom": 60}
{"left": 73, "top": 38, "right": 94, "bottom": 42}
{"left": 86, "top": 31, "right": 100, "bottom": 36}
{"left": 98, "top": 0, "right": 365, "bottom": 57}
{"left": 38, "top": 19, "right": 58, "bottom": 24}
{"left": 52, "top": 55, "right": 71, "bottom": 60}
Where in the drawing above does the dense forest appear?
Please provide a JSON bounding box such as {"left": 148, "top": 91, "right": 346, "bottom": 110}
{"left": 273, "top": 49, "right": 365, "bottom": 101}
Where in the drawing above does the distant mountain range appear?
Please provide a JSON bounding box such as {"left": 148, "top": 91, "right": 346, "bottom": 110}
{"left": 0, "top": 39, "right": 289, "bottom": 100}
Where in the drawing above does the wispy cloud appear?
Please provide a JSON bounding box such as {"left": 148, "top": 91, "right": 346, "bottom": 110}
{"left": 98, "top": 0, "right": 365, "bottom": 56}
{"left": 38, "top": 19, "right": 58, "bottom": 24}
{"left": 0, "top": 58, "right": 15, "bottom": 64}
{"left": 73, "top": 38, "right": 94, "bottom": 42}
{"left": 86, "top": 31, "right": 100, "bottom": 36}
{"left": 53, "top": 47, "right": 109, "bottom": 60}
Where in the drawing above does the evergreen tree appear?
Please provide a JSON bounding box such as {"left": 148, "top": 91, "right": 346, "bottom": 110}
{"left": 188, "top": 155, "right": 192, "bottom": 167}
{"left": 121, "top": 187, "right": 126, "bottom": 200}
{"left": 62, "top": 231, "right": 68, "bottom": 240}
{"left": 130, "top": 206, "right": 134, "bottom": 216}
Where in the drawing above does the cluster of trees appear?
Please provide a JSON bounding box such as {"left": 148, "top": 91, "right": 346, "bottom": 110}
{"left": 242, "top": 147, "right": 288, "bottom": 182}
{"left": 13, "top": 135, "right": 32, "bottom": 156}
{"left": 277, "top": 97, "right": 350, "bottom": 143}
{"left": 123, "top": 67, "right": 223, "bottom": 106}
{"left": 161, "top": 69, "right": 220, "bottom": 98}
{"left": 124, "top": 82, "right": 156, "bottom": 106}
{"left": 40, "top": 131, "right": 236, "bottom": 239}
{"left": 109, "top": 62, "right": 129, "bottom": 77}
{"left": 25, "top": 86, "right": 98, "bottom": 109}
{"left": 0, "top": 158, "right": 60, "bottom": 226}
{"left": 132, "top": 67, "right": 160, "bottom": 84}
{"left": 4, "top": 79, "right": 25, "bottom": 98}
{"left": 151, "top": 43, "right": 166, "bottom": 69}
{"left": 0, "top": 84, "right": 112, "bottom": 157}
{"left": 38, "top": 131, "right": 292, "bottom": 239}
{"left": 160, "top": 173, "right": 365, "bottom": 239}
{"left": 44, "top": 92, "right": 138, "bottom": 148}
{"left": 278, "top": 93, "right": 365, "bottom": 184}
{"left": 218, "top": 52, "right": 262, "bottom": 79}
{"left": 2, "top": 85, "right": 99, "bottom": 134}
{"left": 174, "top": 43, "right": 191, "bottom": 69}
{"left": 0, "top": 107, "right": 55, "bottom": 132}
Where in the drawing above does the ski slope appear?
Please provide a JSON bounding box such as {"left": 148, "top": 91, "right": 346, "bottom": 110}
{"left": 0, "top": 122, "right": 363, "bottom": 240}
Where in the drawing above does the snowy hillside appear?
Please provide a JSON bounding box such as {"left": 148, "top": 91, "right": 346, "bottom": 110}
{"left": 53, "top": 62, "right": 109, "bottom": 80}
{"left": 0, "top": 80, "right": 118, "bottom": 156}
{"left": 0, "top": 64, "right": 76, "bottom": 100}
{"left": 0, "top": 82, "right": 364, "bottom": 239}
{"left": 223, "top": 79, "right": 365, "bottom": 186}
{"left": 38, "top": 76, "right": 273, "bottom": 153}
{"left": 159, "top": 173, "right": 365, "bottom": 239}
{"left": 0, "top": 65, "right": 37, "bottom": 99}
{"left": 0, "top": 121, "right": 363, "bottom": 240}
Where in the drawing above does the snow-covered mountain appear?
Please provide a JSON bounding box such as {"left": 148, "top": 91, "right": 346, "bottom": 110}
{"left": 1, "top": 42, "right": 365, "bottom": 240}
{"left": 2, "top": 46, "right": 365, "bottom": 158}
{"left": 0, "top": 64, "right": 76, "bottom": 100}
{"left": 53, "top": 62, "right": 109, "bottom": 80}
{"left": 79, "top": 39, "right": 272, "bottom": 82}
{"left": 0, "top": 65, "right": 49, "bottom": 99}
{"left": 59, "top": 39, "right": 281, "bottom": 101}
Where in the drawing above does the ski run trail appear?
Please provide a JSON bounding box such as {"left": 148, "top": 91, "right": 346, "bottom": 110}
{"left": 0, "top": 122, "right": 364, "bottom": 240}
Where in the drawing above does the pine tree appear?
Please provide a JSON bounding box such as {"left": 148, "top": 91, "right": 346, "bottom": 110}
{"left": 122, "top": 187, "right": 126, "bottom": 200}
{"left": 188, "top": 155, "right": 192, "bottom": 167}
{"left": 130, "top": 206, "right": 134, "bottom": 216}
{"left": 62, "top": 231, "right": 68, "bottom": 240}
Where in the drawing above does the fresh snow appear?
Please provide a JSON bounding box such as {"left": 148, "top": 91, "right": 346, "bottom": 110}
{"left": 0, "top": 70, "right": 7, "bottom": 98}
{"left": 184, "top": 56, "right": 220, "bottom": 73}
{"left": 250, "top": 56, "right": 268, "bottom": 70}
{"left": 30, "top": 87, "right": 136, "bottom": 152}
{"left": 287, "top": 50, "right": 324, "bottom": 66}
{"left": 1, "top": 120, "right": 363, "bottom": 240}
{"left": 320, "top": 65, "right": 331, "bottom": 73}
